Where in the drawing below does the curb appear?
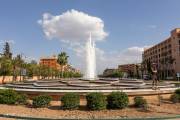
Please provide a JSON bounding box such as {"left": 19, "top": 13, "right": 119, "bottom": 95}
{"left": 0, "top": 114, "right": 180, "bottom": 120}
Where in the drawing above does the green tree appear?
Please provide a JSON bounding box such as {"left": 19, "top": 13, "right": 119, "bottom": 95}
{"left": 39, "top": 65, "right": 49, "bottom": 79}
{"left": 0, "top": 57, "right": 12, "bottom": 83}
{"left": 3, "top": 42, "right": 12, "bottom": 59}
{"left": 135, "top": 64, "right": 140, "bottom": 79}
{"left": 146, "top": 60, "right": 152, "bottom": 78}
{"left": 57, "top": 52, "right": 69, "bottom": 78}
{"left": 11, "top": 54, "right": 24, "bottom": 81}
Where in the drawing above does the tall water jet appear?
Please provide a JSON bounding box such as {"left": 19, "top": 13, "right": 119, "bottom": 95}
{"left": 85, "top": 33, "right": 96, "bottom": 80}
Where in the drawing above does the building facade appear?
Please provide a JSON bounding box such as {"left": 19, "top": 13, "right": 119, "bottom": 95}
{"left": 39, "top": 56, "right": 60, "bottom": 70}
{"left": 103, "top": 68, "right": 117, "bottom": 77}
{"left": 118, "top": 63, "right": 141, "bottom": 78}
{"left": 39, "top": 56, "right": 80, "bottom": 73}
{"left": 142, "top": 28, "right": 180, "bottom": 79}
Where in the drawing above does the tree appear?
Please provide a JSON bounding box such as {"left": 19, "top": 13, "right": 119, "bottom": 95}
{"left": 39, "top": 65, "right": 49, "bottom": 79}
{"left": 0, "top": 57, "right": 12, "bottom": 83}
{"left": 3, "top": 42, "right": 12, "bottom": 59}
{"left": 30, "top": 60, "right": 37, "bottom": 65}
{"left": 141, "top": 61, "right": 146, "bottom": 79}
{"left": 135, "top": 64, "right": 140, "bottom": 79}
{"left": 11, "top": 54, "right": 24, "bottom": 81}
{"left": 57, "top": 52, "right": 69, "bottom": 78}
{"left": 167, "top": 57, "right": 175, "bottom": 78}
{"left": 146, "top": 60, "right": 152, "bottom": 78}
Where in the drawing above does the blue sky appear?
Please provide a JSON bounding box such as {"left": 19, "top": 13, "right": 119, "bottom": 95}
{"left": 0, "top": 0, "right": 180, "bottom": 73}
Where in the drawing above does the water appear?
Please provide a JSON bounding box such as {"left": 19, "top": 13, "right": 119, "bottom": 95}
{"left": 85, "top": 33, "right": 96, "bottom": 80}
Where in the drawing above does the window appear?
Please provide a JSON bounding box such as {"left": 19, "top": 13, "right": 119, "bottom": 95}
{"left": 168, "top": 44, "right": 171, "bottom": 48}
{"left": 178, "top": 33, "right": 180, "bottom": 38}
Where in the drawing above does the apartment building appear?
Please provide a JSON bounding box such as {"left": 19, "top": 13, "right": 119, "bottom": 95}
{"left": 39, "top": 56, "right": 80, "bottom": 73}
{"left": 118, "top": 63, "right": 142, "bottom": 78}
{"left": 39, "top": 56, "right": 60, "bottom": 70}
{"left": 142, "top": 28, "right": 180, "bottom": 79}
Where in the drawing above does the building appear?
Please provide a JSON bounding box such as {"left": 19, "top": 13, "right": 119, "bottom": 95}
{"left": 39, "top": 56, "right": 60, "bottom": 70}
{"left": 118, "top": 64, "right": 136, "bottom": 73}
{"left": 118, "top": 63, "right": 141, "bottom": 78}
{"left": 39, "top": 55, "right": 80, "bottom": 73}
{"left": 142, "top": 28, "right": 180, "bottom": 79}
{"left": 103, "top": 68, "right": 117, "bottom": 77}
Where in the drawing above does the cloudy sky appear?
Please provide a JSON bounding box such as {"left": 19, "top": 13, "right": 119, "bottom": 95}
{"left": 0, "top": 0, "right": 180, "bottom": 74}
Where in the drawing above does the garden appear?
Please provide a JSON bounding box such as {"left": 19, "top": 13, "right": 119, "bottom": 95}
{"left": 0, "top": 89, "right": 179, "bottom": 119}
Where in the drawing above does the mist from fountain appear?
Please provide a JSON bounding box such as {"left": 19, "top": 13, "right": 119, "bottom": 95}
{"left": 84, "top": 33, "right": 96, "bottom": 80}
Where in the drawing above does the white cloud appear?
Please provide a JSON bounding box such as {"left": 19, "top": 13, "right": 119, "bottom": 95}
{"left": 38, "top": 9, "right": 149, "bottom": 74}
{"left": 38, "top": 9, "right": 108, "bottom": 43}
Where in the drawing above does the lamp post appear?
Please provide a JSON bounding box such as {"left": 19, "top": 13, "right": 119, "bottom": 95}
{"left": 19, "top": 53, "right": 28, "bottom": 81}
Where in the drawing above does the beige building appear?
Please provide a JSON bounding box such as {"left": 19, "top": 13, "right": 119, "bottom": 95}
{"left": 40, "top": 56, "right": 61, "bottom": 70}
{"left": 103, "top": 68, "right": 117, "bottom": 77}
{"left": 118, "top": 63, "right": 142, "bottom": 78}
{"left": 142, "top": 28, "right": 180, "bottom": 79}
{"left": 39, "top": 55, "right": 80, "bottom": 73}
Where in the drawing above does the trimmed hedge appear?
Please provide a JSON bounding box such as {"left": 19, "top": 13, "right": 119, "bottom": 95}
{"left": 175, "top": 89, "right": 180, "bottom": 95}
{"left": 171, "top": 93, "right": 179, "bottom": 103}
{"left": 16, "top": 93, "right": 28, "bottom": 105}
{"left": 32, "top": 95, "right": 52, "bottom": 108}
{"left": 107, "top": 92, "right": 129, "bottom": 109}
{"left": 61, "top": 93, "right": 80, "bottom": 110}
{"left": 86, "top": 92, "right": 107, "bottom": 110}
{"left": 134, "top": 96, "right": 147, "bottom": 109}
{"left": 0, "top": 89, "right": 18, "bottom": 104}
{"left": 170, "top": 89, "right": 180, "bottom": 103}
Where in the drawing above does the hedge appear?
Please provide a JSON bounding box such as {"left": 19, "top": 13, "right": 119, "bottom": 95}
{"left": 32, "top": 95, "right": 52, "bottom": 108}
{"left": 134, "top": 96, "right": 148, "bottom": 109}
{"left": 107, "top": 92, "right": 129, "bottom": 109}
{"left": 61, "top": 93, "right": 80, "bottom": 110}
{"left": 86, "top": 92, "right": 107, "bottom": 110}
{"left": 16, "top": 93, "right": 28, "bottom": 105}
{"left": 0, "top": 89, "right": 18, "bottom": 104}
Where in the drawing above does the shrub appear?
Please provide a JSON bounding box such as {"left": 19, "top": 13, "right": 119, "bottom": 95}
{"left": 134, "top": 96, "right": 148, "bottom": 109}
{"left": 174, "top": 83, "right": 180, "bottom": 87}
{"left": 170, "top": 94, "right": 179, "bottom": 103}
{"left": 61, "top": 93, "right": 80, "bottom": 110}
{"left": 0, "top": 89, "right": 18, "bottom": 104}
{"left": 86, "top": 92, "right": 107, "bottom": 110}
{"left": 107, "top": 92, "right": 129, "bottom": 109}
{"left": 32, "top": 95, "right": 52, "bottom": 108}
{"left": 16, "top": 93, "right": 28, "bottom": 105}
{"left": 175, "top": 89, "right": 180, "bottom": 95}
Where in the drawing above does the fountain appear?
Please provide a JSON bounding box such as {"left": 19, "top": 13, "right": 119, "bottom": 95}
{"left": 1, "top": 33, "right": 176, "bottom": 96}
{"left": 84, "top": 33, "right": 96, "bottom": 80}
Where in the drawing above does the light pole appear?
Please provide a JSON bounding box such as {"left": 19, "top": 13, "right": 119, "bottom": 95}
{"left": 19, "top": 53, "right": 28, "bottom": 81}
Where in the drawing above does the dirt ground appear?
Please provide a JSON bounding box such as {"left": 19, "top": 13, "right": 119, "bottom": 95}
{"left": 0, "top": 103, "right": 179, "bottom": 119}
{"left": 0, "top": 94, "right": 179, "bottom": 119}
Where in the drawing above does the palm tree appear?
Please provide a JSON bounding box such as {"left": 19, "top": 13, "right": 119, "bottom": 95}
{"left": 57, "top": 52, "right": 69, "bottom": 78}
